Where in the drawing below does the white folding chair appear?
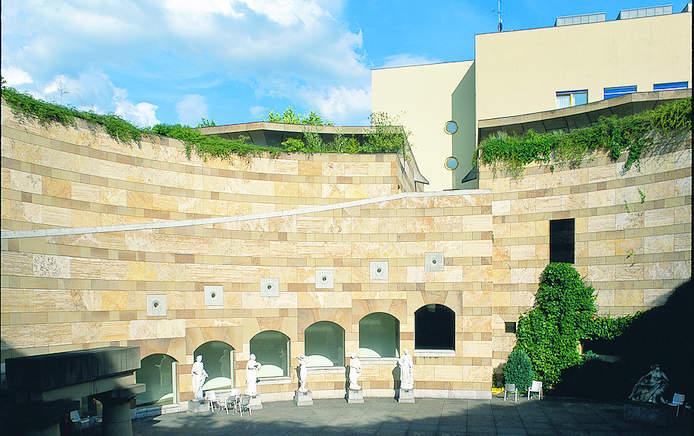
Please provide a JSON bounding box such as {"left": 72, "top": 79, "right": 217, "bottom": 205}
{"left": 667, "top": 393, "right": 685, "bottom": 416}
{"left": 69, "top": 410, "right": 90, "bottom": 430}
{"left": 205, "top": 390, "right": 217, "bottom": 412}
{"left": 504, "top": 383, "right": 518, "bottom": 402}
{"left": 528, "top": 380, "right": 543, "bottom": 400}
{"left": 238, "top": 394, "right": 252, "bottom": 416}
{"left": 224, "top": 394, "right": 239, "bottom": 415}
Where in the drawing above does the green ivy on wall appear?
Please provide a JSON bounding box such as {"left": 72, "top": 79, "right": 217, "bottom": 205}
{"left": 513, "top": 263, "right": 638, "bottom": 388}
{"left": 476, "top": 98, "right": 692, "bottom": 177}
{"left": 0, "top": 86, "right": 407, "bottom": 160}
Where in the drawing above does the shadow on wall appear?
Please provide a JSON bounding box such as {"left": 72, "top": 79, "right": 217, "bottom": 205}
{"left": 451, "top": 62, "right": 476, "bottom": 189}
{"left": 557, "top": 279, "right": 694, "bottom": 401}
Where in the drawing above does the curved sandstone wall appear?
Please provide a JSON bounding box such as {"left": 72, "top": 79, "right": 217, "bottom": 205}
{"left": 1, "top": 106, "right": 495, "bottom": 401}
{"left": 1, "top": 103, "right": 403, "bottom": 232}
{"left": 480, "top": 134, "right": 692, "bottom": 374}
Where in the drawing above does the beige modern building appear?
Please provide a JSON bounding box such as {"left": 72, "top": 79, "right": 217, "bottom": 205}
{"left": 373, "top": 3, "right": 692, "bottom": 191}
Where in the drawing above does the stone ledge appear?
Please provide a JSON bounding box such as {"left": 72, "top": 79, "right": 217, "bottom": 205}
{"left": 624, "top": 402, "right": 676, "bottom": 426}
{"left": 414, "top": 349, "right": 456, "bottom": 357}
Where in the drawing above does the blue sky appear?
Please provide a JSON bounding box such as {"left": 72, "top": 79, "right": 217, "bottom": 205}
{"left": 2, "top": 1, "right": 688, "bottom": 127}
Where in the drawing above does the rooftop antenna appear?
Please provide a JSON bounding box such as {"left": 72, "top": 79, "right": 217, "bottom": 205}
{"left": 497, "top": 0, "right": 503, "bottom": 32}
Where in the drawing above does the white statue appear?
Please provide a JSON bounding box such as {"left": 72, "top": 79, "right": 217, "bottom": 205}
{"left": 246, "top": 353, "right": 262, "bottom": 396}
{"left": 297, "top": 354, "right": 308, "bottom": 393}
{"left": 349, "top": 352, "right": 362, "bottom": 390}
{"left": 191, "top": 355, "right": 208, "bottom": 400}
{"left": 399, "top": 349, "right": 414, "bottom": 390}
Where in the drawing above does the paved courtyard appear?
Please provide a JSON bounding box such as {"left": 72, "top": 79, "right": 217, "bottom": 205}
{"left": 131, "top": 397, "right": 691, "bottom": 436}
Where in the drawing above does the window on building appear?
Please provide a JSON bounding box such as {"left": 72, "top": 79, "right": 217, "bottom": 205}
{"left": 193, "top": 341, "right": 234, "bottom": 390}
{"left": 504, "top": 322, "right": 517, "bottom": 334}
{"left": 604, "top": 85, "right": 637, "bottom": 99}
{"left": 556, "top": 90, "right": 588, "bottom": 108}
{"left": 653, "top": 81, "right": 688, "bottom": 90}
{"left": 250, "top": 330, "right": 290, "bottom": 377}
{"left": 414, "top": 304, "right": 455, "bottom": 350}
{"left": 136, "top": 354, "right": 177, "bottom": 406}
{"left": 359, "top": 312, "right": 400, "bottom": 358}
{"left": 549, "top": 218, "right": 575, "bottom": 263}
{"left": 304, "top": 321, "right": 345, "bottom": 367}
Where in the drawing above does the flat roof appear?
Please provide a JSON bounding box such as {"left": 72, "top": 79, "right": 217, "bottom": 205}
{"left": 199, "top": 122, "right": 391, "bottom": 136}
{"left": 478, "top": 89, "right": 691, "bottom": 140}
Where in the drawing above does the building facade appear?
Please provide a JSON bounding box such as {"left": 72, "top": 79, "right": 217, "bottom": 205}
{"left": 372, "top": 3, "right": 692, "bottom": 191}
{"left": 1, "top": 2, "right": 692, "bottom": 411}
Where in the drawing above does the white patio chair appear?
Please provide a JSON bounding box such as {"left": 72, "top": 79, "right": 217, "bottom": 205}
{"left": 528, "top": 380, "right": 542, "bottom": 400}
{"left": 205, "top": 390, "right": 217, "bottom": 412}
{"left": 224, "top": 394, "right": 239, "bottom": 415}
{"left": 667, "top": 393, "right": 685, "bottom": 416}
{"left": 238, "top": 394, "right": 252, "bottom": 416}
{"left": 69, "top": 410, "right": 90, "bottom": 430}
{"left": 504, "top": 383, "right": 518, "bottom": 402}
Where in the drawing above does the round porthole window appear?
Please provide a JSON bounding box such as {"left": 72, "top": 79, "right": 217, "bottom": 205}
{"left": 376, "top": 267, "right": 382, "bottom": 274}
{"left": 444, "top": 120, "right": 458, "bottom": 135}
{"left": 444, "top": 156, "right": 459, "bottom": 171}
{"left": 210, "top": 292, "right": 216, "bottom": 299}
{"left": 153, "top": 301, "right": 159, "bottom": 308}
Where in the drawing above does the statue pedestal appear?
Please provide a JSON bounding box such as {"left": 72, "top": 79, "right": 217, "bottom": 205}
{"left": 347, "top": 388, "right": 364, "bottom": 404}
{"left": 624, "top": 403, "right": 674, "bottom": 426}
{"left": 294, "top": 389, "right": 313, "bottom": 406}
{"left": 249, "top": 395, "right": 263, "bottom": 410}
{"left": 188, "top": 399, "right": 209, "bottom": 414}
{"left": 398, "top": 389, "right": 415, "bottom": 404}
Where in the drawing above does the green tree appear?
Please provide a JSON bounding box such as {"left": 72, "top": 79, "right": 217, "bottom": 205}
{"left": 515, "top": 263, "right": 597, "bottom": 387}
{"left": 266, "top": 106, "right": 332, "bottom": 126}
{"left": 503, "top": 348, "right": 534, "bottom": 391}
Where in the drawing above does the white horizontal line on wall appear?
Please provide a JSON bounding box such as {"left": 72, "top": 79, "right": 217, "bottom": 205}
{"left": 1, "top": 190, "right": 491, "bottom": 239}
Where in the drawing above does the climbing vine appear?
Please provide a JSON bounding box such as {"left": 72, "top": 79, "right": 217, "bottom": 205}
{"left": 1, "top": 86, "right": 407, "bottom": 159}
{"left": 514, "top": 263, "right": 638, "bottom": 387}
{"left": 476, "top": 98, "right": 691, "bottom": 177}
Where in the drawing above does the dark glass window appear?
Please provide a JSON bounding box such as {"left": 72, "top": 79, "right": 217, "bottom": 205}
{"left": 504, "top": 322, "right": 516, "bottom": 334}
{"left": 550, "top": 218, "right": 575, "bottom": 263}
{"left": 415, "top": 304, "right": 455, "bottom": 350}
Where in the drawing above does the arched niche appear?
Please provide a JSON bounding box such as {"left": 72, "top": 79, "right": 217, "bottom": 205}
{"left": 305, "top": 321, "right": 345, "bottom": 367}
{"left": 359, "top": 312, "right": 400, "bottom": 358}
{"left": 135, "top": 353, "right": 177, "bottom": 406}
{"left": 193, "top": 341, "right": 235, "bottom": 391}
{"left": 415, "top": 304, "right": 455, "bottom": 350}
{"left": 250, "top": 330, "right": 290, "bottom": 377}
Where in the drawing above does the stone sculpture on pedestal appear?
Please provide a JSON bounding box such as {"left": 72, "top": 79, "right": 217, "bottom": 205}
{"left": 191, "top": 355, "right": 208, "bottom": 401}
{"left": 246, "top": 353, "right": 263, "bottom": 410}
{"left": 294, "top": 354, "right": 313, "bottom": 406}
{"left": 245, "top": 354, "right": 262, "bottom": 396}
{"left": 398, "top": 349, "right": 415, "bottom": 403}
{"left": 347, "top": 352, "right": 364, "bottom": 403}
{"left": 298, "top": 354, "right": 308, "bottom": 392}
{"left": 628, "top": 363, "right": 670, "bottom": 404}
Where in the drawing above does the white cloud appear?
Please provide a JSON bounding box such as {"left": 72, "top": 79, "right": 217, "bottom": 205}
{"left": 236, "top": 0, "right": 329, "bottom": 27}
{"left": 34, "top": 70, "right": 160, "bottom": 127}
{"left": 1, "top": 66, "right": 33, "bottom": 86}
{"left": 176, "top": 94, "right": 208, "bottom": 126}
{"left": 380, "top": 54, "right": 441, "bottom": 69}
{"left": 1, "top": 0, "right": 372, "bottom": 124}
{"left": 299, "top": 86, "right": 371, "bottom": 125}
{"left": 116, "top": 101, "right": 159, "bottom": 127}
{"left": 249, "top": 105, "right": 267, "bottom": 120}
